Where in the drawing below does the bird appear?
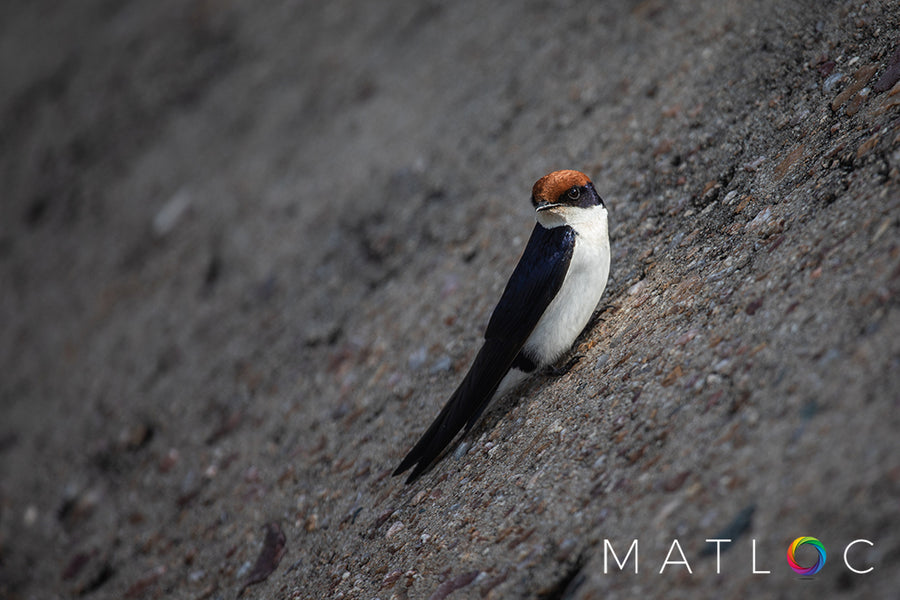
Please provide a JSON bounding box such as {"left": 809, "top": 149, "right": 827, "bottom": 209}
{"left": 393, "top": 169, "right": 611, "bottom": 483}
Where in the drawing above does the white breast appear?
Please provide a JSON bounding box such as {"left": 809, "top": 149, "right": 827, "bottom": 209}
{"left": 523, "top": 204, "right": 610, "bottom": 366}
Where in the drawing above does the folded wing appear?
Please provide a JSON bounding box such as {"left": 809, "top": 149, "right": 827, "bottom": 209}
{"left": 394, "top": 224, "right": 575, "bottom": 482}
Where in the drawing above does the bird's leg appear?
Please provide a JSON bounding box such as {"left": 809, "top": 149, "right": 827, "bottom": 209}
{"left": 546, "top": 354, "right": 583, "bottom": 377}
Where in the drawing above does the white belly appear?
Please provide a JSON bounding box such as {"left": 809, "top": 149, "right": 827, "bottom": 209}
{"left": 523, "top": 209, "right": 610, "bottom": 366}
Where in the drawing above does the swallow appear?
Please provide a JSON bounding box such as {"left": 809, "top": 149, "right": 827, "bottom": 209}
{"left": 393, "top": 170, "right": 611, "bottom": 483}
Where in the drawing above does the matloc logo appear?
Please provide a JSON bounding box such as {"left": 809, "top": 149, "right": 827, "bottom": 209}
{"left": 602, "top": 537, "right": 875, "bottom": 576}
{"left": 786, "top": 537, "right": 827, "bottom": 575}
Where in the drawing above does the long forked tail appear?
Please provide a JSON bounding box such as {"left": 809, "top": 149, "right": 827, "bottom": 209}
{"left": 393, "top": 338, "right": 517, "bottom": 483}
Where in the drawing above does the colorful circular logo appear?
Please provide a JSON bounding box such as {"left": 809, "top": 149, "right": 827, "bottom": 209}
{"left": 787, "top": 536, "right": 827, "bottom": 575}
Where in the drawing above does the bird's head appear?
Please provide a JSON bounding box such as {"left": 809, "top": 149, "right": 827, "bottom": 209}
{"left": 531, "top": 170, "right": 603, "bottom": 211}
{"left": 530, "top": 170, "right": 605, "bottom": 227}
{"left": 531, "top": 170, "right": 605, "bottom": 227}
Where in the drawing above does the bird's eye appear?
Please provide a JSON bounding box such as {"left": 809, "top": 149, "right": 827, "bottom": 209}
{"left": 567, "top": 187, "right": 581, "bottom": 200}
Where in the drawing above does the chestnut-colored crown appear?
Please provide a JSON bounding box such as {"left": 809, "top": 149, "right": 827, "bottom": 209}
{"left": 531, "top": 170, "right": 592, "bottom": 204}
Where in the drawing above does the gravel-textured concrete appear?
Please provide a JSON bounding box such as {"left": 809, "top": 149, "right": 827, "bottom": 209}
{"left": 2, "top": 1, "right": 899, "bottom": 598}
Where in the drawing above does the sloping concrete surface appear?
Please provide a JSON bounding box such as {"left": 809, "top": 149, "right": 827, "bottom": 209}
{"left": 1, "top": 1, "right": 899, "bottom": 598}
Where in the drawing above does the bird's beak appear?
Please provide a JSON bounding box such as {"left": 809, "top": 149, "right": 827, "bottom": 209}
{"left": 535, "top": 202, "right": 563, "bottom": 212}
